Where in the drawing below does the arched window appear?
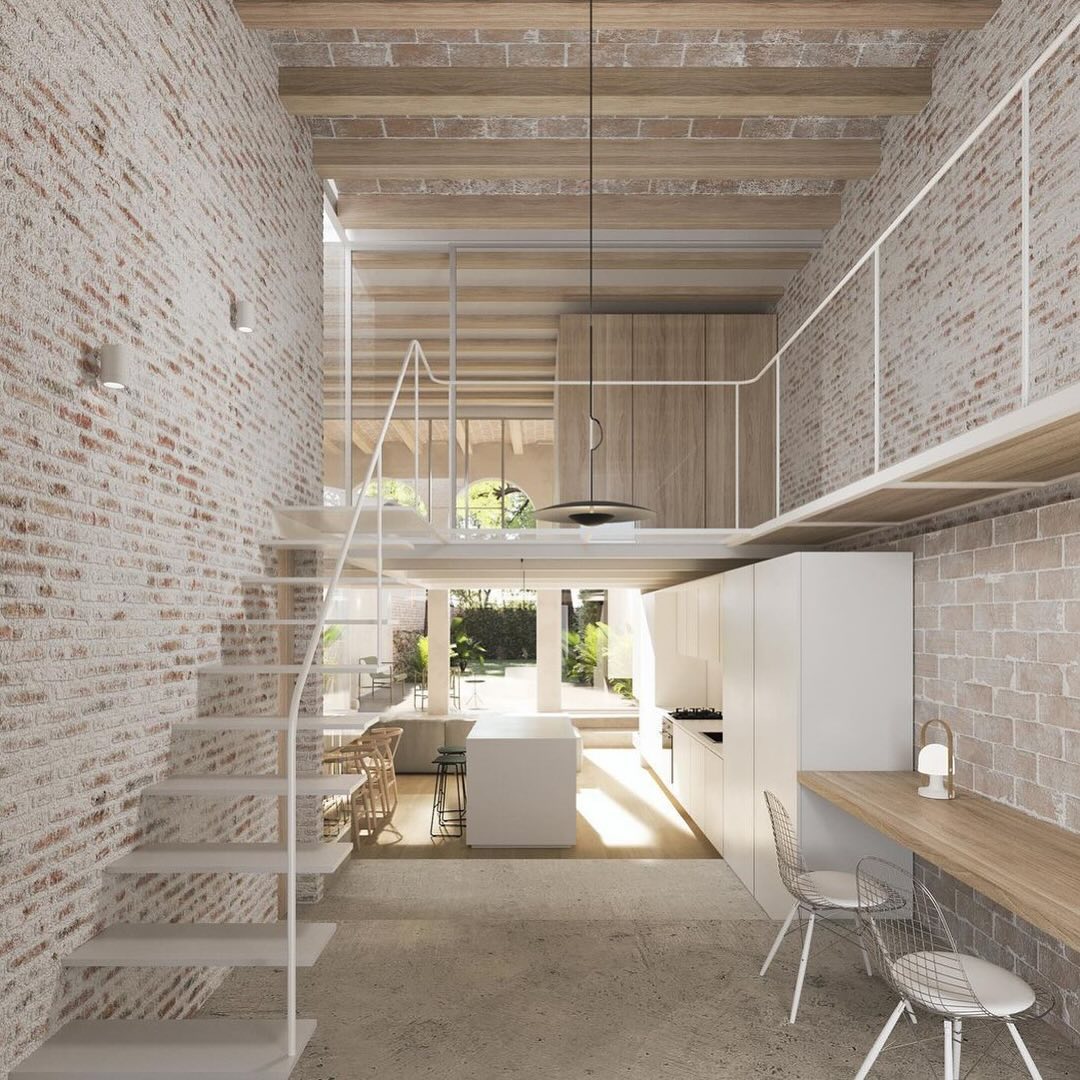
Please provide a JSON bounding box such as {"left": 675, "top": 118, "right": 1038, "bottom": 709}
{"left": 359, "top": 478, "right": 427, "bottom": 517}
{"left": 457, "top": 479, "right": 535, "bottom": 529}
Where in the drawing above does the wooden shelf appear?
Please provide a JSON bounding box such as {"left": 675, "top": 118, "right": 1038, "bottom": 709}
{"left": 799, "top": 770, "right": 1080, "bottom": 953}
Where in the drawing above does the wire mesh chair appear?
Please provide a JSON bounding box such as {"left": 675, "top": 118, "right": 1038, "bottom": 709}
{"left": 854, "top": 857, "right": 1055, "bottom": 1080}
{"left": 759, "top": 791, "right": 884, "bottom": 1024}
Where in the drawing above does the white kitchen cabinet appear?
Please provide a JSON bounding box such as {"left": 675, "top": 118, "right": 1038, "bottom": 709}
{"left": 721, "top": 564, "right": 756, "bottom": 891}
{"left": 689, "top": 738, "right": 706, "bottom": 822}
{"left": 676, "top": 585, "right": 699, "bottom": 657}
{"left": 697, "top": 577, "right": 721, "bottom": 660}
{"left": 672, "top": 723, "right": 692, "bottom": 806}
{"left": 703, "top": 750, "right": 724, "bottom": 853}
{"left": 723, "top": 552, "right": 914, "bottom": 919}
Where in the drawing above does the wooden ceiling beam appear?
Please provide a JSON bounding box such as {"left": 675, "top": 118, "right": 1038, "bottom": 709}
{"left": 338, "top": 193, "right": 840, "bottom": 230}
{"left": 281, "top": 67, "right": 931, "bottom": 118}
{"left": 241, "top": 1, "right": 998, "bottom": 31}
{"left": 316, "top": 137, "right": 881, "bottom": 180}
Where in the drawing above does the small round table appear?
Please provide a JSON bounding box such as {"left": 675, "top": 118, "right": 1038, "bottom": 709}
{"left": 464, "top": 678, "right": 485, "bottom": 708}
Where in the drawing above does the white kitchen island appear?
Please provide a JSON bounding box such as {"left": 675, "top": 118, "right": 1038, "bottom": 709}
{"left": 465, "top": 714, "right": 578, "bottom": 848}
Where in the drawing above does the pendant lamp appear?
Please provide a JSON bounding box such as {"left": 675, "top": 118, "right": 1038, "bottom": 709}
{"left": 535, "top": 0, "right": 653, "bottom": 528}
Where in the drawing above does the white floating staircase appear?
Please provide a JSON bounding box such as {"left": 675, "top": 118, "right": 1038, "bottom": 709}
{"left": 12, "top": 345, "right": 435, "bottom": 1078}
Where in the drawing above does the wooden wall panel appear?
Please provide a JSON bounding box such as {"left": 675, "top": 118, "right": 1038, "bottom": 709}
{"left": 556, "top": 315, "right": 633, "bottom": 505}
{"left": 633, "top": 314, "right": 706, "bottom": 529}
{"left": 705, "top": 315, "right": 777, "bottom": 529}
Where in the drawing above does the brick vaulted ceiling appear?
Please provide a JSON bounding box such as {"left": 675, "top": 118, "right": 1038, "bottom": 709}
{"left": 235, "top": 1, "right": 1001, "bottom": 418}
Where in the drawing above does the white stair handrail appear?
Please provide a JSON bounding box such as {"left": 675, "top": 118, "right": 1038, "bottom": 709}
{"left": 283, "top": 339, "right": 436, "bottom": 1055}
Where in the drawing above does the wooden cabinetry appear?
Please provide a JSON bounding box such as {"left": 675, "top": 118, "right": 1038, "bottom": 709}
{"left": 555, "top": 313, "right": 776, "bottom": 528}
{"left": 721, "top": 552, "right": 915, "bottom": 919}
{"left": 555, "top": 314, "right": 633, "bottom": 504}
{"left": 705, "top": 315, "right": 777, "bottom": 529}
{"left": 632, "top": 314, "right": 706, "bottom": 528}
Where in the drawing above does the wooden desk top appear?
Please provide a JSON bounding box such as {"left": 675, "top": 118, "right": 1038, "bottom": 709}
{"left": 799, "top": 770, "right": 1080, "bottom": 953}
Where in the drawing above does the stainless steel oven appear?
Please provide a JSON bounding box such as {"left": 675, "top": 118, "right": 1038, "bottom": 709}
{"left": 660, "top": 715, "right": 674, "bottom": 783}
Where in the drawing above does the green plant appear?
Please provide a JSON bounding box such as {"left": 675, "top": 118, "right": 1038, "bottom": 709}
{"left": 405, "top": 634, "right": 429, "bottom": 681}
{"left": 321, "top": 624, "right": 344, "bottom": 690}
{"left": 450, "top": 615, "right": 487, "bottom": 673}
{"left": 562, "top": 621, "right": 609, "bottom": 685}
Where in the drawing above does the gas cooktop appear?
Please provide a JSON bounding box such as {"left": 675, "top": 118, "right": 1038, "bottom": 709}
{"left": 668, "top": 707, "right": 723, "bottom": 721}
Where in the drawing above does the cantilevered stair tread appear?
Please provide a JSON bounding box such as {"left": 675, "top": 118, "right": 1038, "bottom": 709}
{"left": 173, "top": 714, "right": 383, "bottom": 732}
{"left": 144, "top": 774, "right": 363, "bottom": 798}
{"left": 106, "top": 841, "right": 351, "bottom": 875}
{"left": 197, "top": 663, "right": 384, "bottom": 674}
{"left": 10, "top": 1018, "right": 316, "bottom": 1078}
{"left": 63, "top": 922, "right": 335, "bottom": 969}
{"left": 239, "top": 575, "right": 418, "bottom": 588}
{"left": 219, "top": 618, "right": 390, "bottom": 625}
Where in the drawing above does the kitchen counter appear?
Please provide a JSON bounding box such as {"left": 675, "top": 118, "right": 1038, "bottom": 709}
{"left": 465, "top": 714, "right": 578, "bottom": 848}
{"left": 668, "top": 714, "right": 724, "bottom": 757}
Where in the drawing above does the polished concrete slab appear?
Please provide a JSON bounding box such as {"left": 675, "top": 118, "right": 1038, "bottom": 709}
{"left": 203, "top": 857, "right": 1080, "bottom": 1079}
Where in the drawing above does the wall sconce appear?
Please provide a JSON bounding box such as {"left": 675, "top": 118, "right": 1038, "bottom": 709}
{"left": 234, "top": 300, "right": 256, "bottom": 334}
{"left": 97, "top": 343, "right": 131, "bottom": 390}
{"left": 917, "top": 718, "right": 956, "bottom": 800}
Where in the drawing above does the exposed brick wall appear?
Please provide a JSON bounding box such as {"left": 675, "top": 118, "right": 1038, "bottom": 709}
{"left": 842, "top": 494, "right": 1080, "bottom": 1041}
{"left": 0, "top": 1, "right": 322, "bottom": 1075}
{"left": 776, "top": 0, "right": 1078, "bottom": 511}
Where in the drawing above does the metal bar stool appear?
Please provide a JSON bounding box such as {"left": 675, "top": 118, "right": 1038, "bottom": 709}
{"left": 430, "top": 746, "right": 467, "bottom": 837}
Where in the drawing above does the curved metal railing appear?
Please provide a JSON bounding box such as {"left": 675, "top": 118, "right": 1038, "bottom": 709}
{"left": 284, "top": 340, "right": 437, "bottom": 1053}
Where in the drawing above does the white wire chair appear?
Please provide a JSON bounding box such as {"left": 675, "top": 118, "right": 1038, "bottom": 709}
{"left": 759, "top": 791, "right": 891, "bottom": 1023}
{"left": 854, "top": 857, "right": 1055, "bottom": 1080}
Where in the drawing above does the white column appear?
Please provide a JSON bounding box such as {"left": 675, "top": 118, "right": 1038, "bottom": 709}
{"left": 428, "top": 589, "right": 450, "bottom": 715}
{"left": 536, "top": 589, "right": 563, "bottom": 713}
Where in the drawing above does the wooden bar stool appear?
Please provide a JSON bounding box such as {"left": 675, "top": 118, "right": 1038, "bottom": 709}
{"left": 326, "top": 742, "right": 383, "bottom": 847}
{"left": 366, "top": 726, "right": 403, "bottom": 816}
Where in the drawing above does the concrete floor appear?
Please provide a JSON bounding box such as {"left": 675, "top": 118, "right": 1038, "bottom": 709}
{"left": 204, "top": 858, "right": 1080, "bottom": 1079}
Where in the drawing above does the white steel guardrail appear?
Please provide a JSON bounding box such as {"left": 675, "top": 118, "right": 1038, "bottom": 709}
{"left": 284, "top": 339, "right": 436, "bottom": 1054}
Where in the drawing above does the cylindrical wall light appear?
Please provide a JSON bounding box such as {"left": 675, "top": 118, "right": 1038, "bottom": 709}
{"left": 98, "top": 343, "right": 131, "bottom": 390}
{"left": 234, "top": 300, "right": 256, "bottom": 334}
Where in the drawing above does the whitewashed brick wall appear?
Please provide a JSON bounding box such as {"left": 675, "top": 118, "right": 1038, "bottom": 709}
{"left": 777, "top": 0, "right": 1078, "bottom": 511}
{"left": 0, "top": 1, "right": 323, "bottom": 1075}
{"left": 850, "top": 496, "right": 1080, "bottom": 1041}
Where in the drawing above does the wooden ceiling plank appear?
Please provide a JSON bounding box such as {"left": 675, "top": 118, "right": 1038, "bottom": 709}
{"left": 281, "top": 67, "right": 931, "bottom": 118}
{"left": 316, "top": 137, "right": 881, "bottom": 181}
{"left": 241, "top": 2, "right": 998, "bottom": 32}
{"left": 337, "top": 193, "right": 841, "bottom": 230}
